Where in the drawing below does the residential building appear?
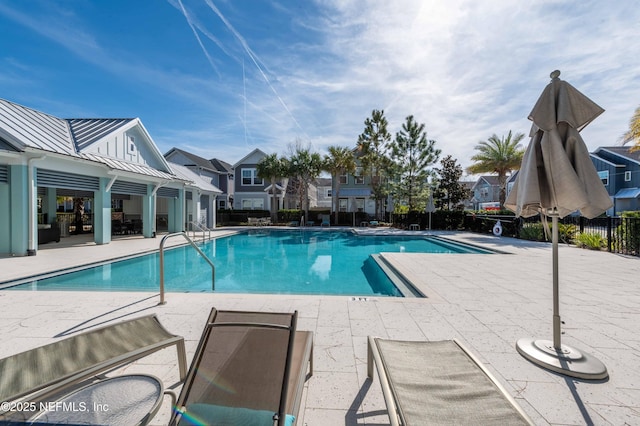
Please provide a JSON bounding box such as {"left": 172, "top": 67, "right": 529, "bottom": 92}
{"left": 233, "top": 148, "right": 286, "bottom": 211}
{"left": 591, "top": 146, "right": 640, "bottom": 215}
{"left": 334, "top": 156, "right": 378, "bottom": 216}
{"left": 209, "top": 158, "right": 234, "bottom": 209}
{"left": 167, "top": 162, "right": 222, "bottom": 228}
{"left": 315, "top": 177, "right": 332, "bottom": 209}
{"left": 470, "top": 175, "right": 501, "bottom": 210}
{"left": 164, "top": 147, "right": 225, "bottom": 227}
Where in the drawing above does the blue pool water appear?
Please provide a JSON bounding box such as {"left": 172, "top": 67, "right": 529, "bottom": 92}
{"left": 6, "top": 231, "right": 490, "bottom": 296}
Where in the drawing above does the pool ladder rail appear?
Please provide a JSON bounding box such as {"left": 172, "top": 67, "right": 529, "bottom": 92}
{"left": 187, "top": 221, "right": 212, "bottom": 242}
{"left": 158, "top": 232, "right": 215, "bottom": 305}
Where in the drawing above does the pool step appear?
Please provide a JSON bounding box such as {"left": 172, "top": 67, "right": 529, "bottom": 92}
{"left": 370, "top": 254, "right": 425, "bottom": 298}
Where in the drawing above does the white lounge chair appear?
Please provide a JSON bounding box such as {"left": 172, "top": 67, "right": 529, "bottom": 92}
{"left": 367, "top": 337, "right": 533, "bottom": 425}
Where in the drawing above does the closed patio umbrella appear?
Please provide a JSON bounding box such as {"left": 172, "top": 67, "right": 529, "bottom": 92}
{"left": 505, "top": 70, "right": 613, "bottom": 380}
{"left": 425, "top": 189, "right": 436, "bottom": 231}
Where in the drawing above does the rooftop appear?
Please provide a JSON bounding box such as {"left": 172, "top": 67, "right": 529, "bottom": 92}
{"left": 1, "top": 229, "right": 638, "bottom": 425}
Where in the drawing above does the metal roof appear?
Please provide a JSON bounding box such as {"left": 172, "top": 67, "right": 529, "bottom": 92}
{"left": 0, "top": 99, "right": 75, "bottom": 155}
{"left": 169, "top": 162, "right": 222, "bottom": 193}
{"left": 0, "top": 99, "right": 177, "bottom": 181}
{"left": 81, "top": 152, "right": 177, "bottom": 180}
{"left": 614, "top": 188, "right": 640, "bottom": 199}
{"left": 68, "top": 118, "right": 134, "bottom": 150}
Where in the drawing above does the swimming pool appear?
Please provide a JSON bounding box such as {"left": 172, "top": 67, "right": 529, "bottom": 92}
{"left": 5, "top": 230, "right": 491, "bottom": 296}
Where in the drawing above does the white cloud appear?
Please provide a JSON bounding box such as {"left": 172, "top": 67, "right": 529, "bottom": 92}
{"left": 237, "top": 0, "right": 640, "bottom": 168}
{"left": 2, "top": 0, "right": 639, "bottom": 169}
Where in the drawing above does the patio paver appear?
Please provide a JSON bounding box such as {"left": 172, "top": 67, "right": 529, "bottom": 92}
{"left": 1, "top": 228, "right": 638, "bottom": 425}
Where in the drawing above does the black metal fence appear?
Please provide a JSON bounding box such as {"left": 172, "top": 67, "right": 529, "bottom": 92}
{"left": 392, "top": 211, "right": 640, "bottom": 257}
{"left": 568, "top": 215, "right": 640, "bottom": 256}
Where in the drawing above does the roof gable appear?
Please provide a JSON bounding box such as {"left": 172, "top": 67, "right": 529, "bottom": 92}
{"left": 233, "top": 148, "right": 268, "bottom": 168}
{"left": 169, "top": 162, "right": 222, "bottom": 193}
{"left": 0, "top": 98, "right": 174, "bottom": 180}
{"left": 471, "top": 175, "right": 501, "bottom": 191}
{"left": 595, "top": 147, "right": 640, "bottom": 166}
{"left": 68, "top": 118, "right": 134, "bottom": 151}
{"left": 210, "top": 158, "right": 233, "bottom": 173}
{"left": 77, "top": 118, "right": 172, "bottom": 173}
{"left": 165, "top": 147, "right": 218, "bottom": 172}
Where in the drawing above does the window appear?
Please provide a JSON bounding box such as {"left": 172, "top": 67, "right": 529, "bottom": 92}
{"left": 241, "top": 168, "right": 263, "bottom": 186}
{"left": 354, "top": 167, "right": 364, "bottom": 184}
{"left": 339, "top": 198, "right": 348, "bottom": 212}
{"left": 480, "top": 187, "right": 489, "bottom": 197}
{"left": 218, "top": 199, "right": 226, "bottom": 209}
{"left": 598, "top": 170, "right": 609, "bottom": 186}
{"left": 126, "top": 135, "right": 136, "bottom": 153}
{"left": 338, "top": 173, "right": 347, "bottom": 185}
{"left": 241, "top": 198, "right": 264, "bottom": 210}
{"left": 325, "top": 188, "right": 332, "bottom": 197}
{"left": 355, "top": 198, "right": 365, "bottom": 212}
{"left": 625, "top": 171, "right": 632, "bottom": 182}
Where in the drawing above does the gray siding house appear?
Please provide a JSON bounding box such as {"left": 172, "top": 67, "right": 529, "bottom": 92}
{"left": 591, "top": 146, "right": 640, "bottom": 215}
{"left": 470, "top": 175, "right": 501, "bottom": 209}
{"left": 233, "top": 148, "right": 286, "bottom": 211}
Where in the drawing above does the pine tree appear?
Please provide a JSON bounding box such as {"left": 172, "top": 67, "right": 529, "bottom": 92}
{"left": 389, "top": 115, "right": 440, "bottom": 211}
{"left": 357, "top": 109, "right": 392, "bottom": 219}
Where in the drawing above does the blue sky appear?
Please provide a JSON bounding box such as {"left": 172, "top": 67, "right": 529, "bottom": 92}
{"left": 1, "top": 1, "right": 639, "bottom": 172}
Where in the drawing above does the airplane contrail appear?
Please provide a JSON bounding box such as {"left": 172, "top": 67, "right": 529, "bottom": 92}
{"left": 175, "top": 0, "right": 221, "bottom": 78}
{"left": 202, "top": 0, "right": 310, "bottom": 142}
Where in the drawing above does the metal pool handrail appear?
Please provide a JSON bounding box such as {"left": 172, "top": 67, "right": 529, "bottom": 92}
{"left": 158, "top": 232, "right": 215, "bottom": 304}
{"left": 188, "top": 221, "right": 211, "bottom": 241}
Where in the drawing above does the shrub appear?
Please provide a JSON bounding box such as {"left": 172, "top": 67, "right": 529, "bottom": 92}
{"left": 519, "top": 223, "right": 545, "bottom": 241}
{"left": 277, "top": 209, "right": 304, "bottom": 223}
{"left": 558, "top": 223, "right": 577, "bottom": 244}
{"left": 518, "top": 221, "right": 576, "bottom": 243}
{"left": 576, "top": 232, "right": 605, "bottom": 250}
{"left": 615, "top": 211, "right": 640, "bottom": 255}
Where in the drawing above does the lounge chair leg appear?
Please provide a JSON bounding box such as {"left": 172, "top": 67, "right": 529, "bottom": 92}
{"left": 367, "top": 336, "right": 374, "bottom": 379}
{"left": 177, "top": 341, "right": 187, "bottom": 381}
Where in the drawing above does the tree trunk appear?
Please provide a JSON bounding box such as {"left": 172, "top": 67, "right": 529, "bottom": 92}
{"left": 333, "top": 179, "right": 341, "bottom": 225}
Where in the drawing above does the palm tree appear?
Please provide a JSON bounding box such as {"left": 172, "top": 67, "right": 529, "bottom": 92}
{"left": 622, "top": 105, "right": 640, "bottom": 152}
{"left": 467, "top": 131, "right": 525, "bottom": 208}
{"left": 256, "top": 153, "right": 286, "bottom": 222}
{"left": 323, "top": 146, "right": 356, "bottom": 225}
{"left": 286, "top": 144, "right": 323, "bottom": 222}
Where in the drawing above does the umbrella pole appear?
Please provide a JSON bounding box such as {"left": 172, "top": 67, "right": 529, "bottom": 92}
{"left": 516, "top": 212, "right": 608, "bottom": 380}
{"left": 552, "top": 215, "right": 561, "bottom": 348}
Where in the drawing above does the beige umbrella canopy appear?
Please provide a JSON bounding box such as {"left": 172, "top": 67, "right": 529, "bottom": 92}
{"left": 505, "top": 70, "right": 612, "bottom": 218}
{"left": 505, "top": 70, "right": 612, "bottom": 380}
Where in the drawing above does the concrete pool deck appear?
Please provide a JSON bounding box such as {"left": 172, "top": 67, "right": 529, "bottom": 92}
{"left": 1, "top": 228, "right": 639, "bottom": 425}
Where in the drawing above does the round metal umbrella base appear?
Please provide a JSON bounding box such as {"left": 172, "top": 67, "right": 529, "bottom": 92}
{"left": 516, "top": 338, "right": 608, "bottom": 380}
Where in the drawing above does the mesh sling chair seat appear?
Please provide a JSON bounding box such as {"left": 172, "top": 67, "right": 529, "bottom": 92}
{"left": 367, "top": 338, "right": 533, "bottom": 426}
{"left": 0, "top": 314, "right": 187, "bottom": 421}
{"left": 171, "top": 308, "right": 314, "bottom": 426}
